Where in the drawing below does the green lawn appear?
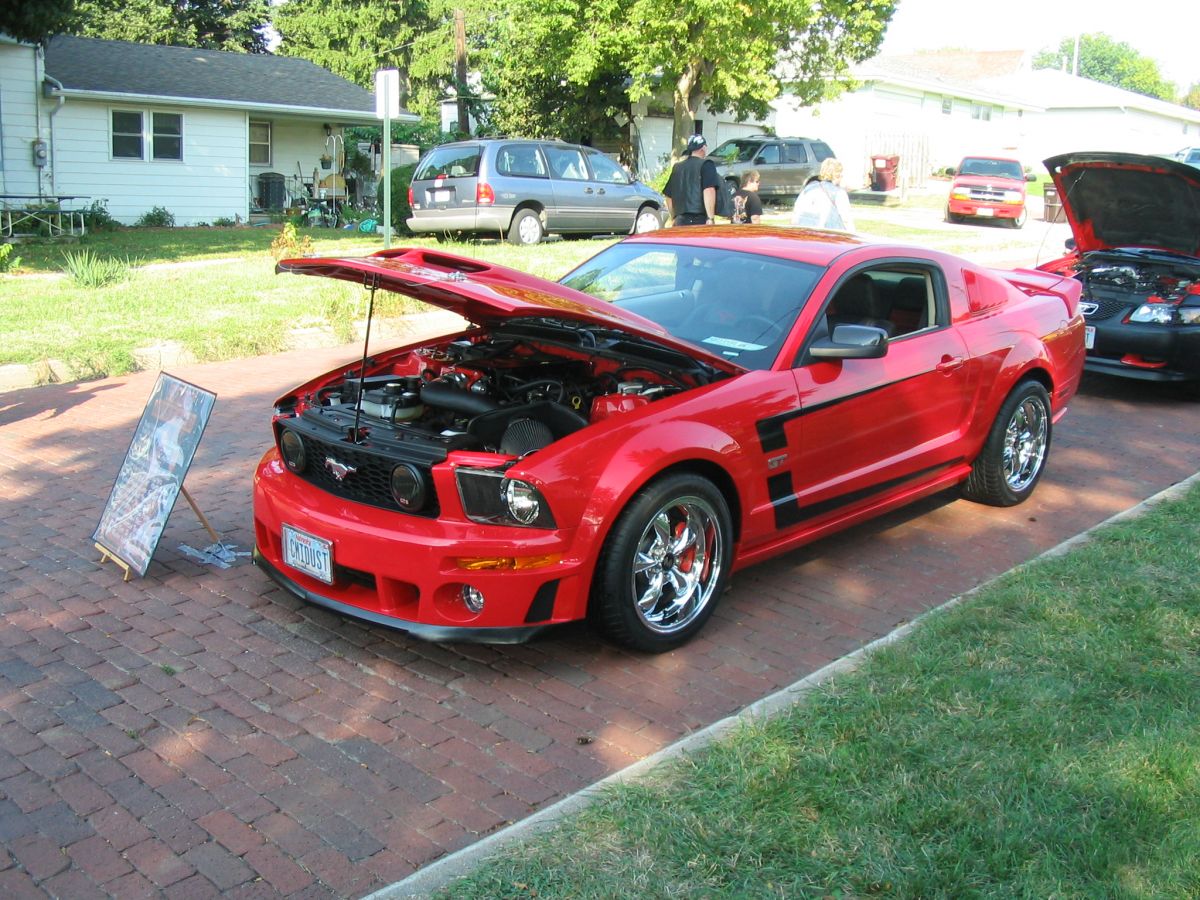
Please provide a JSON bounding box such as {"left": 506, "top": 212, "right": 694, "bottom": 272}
{"left": 437, "top": 482, "right": 1200, "bottom": 898}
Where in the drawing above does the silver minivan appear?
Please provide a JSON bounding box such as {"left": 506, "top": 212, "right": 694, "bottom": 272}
{"left": 407, "top": 139, "right": 666, "bottom": 244}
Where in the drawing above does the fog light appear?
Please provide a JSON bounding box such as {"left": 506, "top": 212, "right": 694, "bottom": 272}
{"left": 280, "top": 429, "right": 306, "bottom": 473}
{"left": 460, "top": 585, "right": 485, "bottom": 614}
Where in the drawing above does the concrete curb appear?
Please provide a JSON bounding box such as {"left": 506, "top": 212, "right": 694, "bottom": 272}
{"left": 366, "top": 471, "right": 1200, "bottom": 899}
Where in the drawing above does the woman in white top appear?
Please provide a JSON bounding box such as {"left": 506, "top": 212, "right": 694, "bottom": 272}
{"left": 791, "top": 158, "right": 854, "bottom": 232}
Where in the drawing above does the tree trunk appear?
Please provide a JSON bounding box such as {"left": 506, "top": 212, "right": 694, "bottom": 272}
{"left": 671, "top": 61, "right": 703, "bottom": 160}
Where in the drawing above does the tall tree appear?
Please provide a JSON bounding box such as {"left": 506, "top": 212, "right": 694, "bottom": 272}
{"left": 272, "top": 0, "right": 434, "bottom": 96}
{"left": 0, "top": 0, "right": 76, "bottom": 43}
{"left": 69, "top": 0, "right": 269, "bottom": 52}
{"left": 475, "top": 0, "right": 895, "bottom": 158}
{"left": 1034, "top": 33, "right": 1175, "bottom": 102}
{"left": 1182, "top": 83, "right": 1200, "bottom": 112}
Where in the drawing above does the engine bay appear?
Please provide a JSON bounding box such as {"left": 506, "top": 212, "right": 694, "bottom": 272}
{"left": 1076, "top": 252, "right": 1200, "bottom": 312}
{"left": 284, "top": 327, "right": 716, "bottom": 459}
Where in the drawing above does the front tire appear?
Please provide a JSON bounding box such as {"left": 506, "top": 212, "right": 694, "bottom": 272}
{"left": 945, "top": 207, "right": 964, "bottom": 224}
{"left": 507, "top": 208, "right": 544, "bottom": 245}
{"left": 963, "top": 380, "right": 1051, "bottom": 506}
{"left": 1006, "top": 206, "right": 1028, "bottom": 229}
{"left": 592, "top": 473, "right": 732, "bottom": 652}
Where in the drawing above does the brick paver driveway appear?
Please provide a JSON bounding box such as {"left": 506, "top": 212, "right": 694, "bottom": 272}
{"left": 2, "top": 334, "right": 1198, "bottom": 897}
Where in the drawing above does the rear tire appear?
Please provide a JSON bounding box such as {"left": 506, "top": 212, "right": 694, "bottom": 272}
{"left": 507, "top": 208, "right": 544, "bottom": 245}
{"left": 963, "top": 380, "right": 1051, "bottom": 506}
{"left": 633, "top": 206, "right": 662, "bottom": 234}
{"left": 592, "top": 473, "right": 732, "bottom": 652}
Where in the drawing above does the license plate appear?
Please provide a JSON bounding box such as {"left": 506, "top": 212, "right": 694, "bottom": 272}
{"left": 282, "top": 525, "right": 333, "bottom": 584}
{"left": 976, "top": 207, "right": 994, "bottom": 217}
{"left": 431, "top": 189, "right": 451, "bottom": 203}
{"left": 1085, "top": 325, "right": 1095, "bottom": 350}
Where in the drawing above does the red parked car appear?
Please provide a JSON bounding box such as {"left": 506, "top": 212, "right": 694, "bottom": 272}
{"left": 946, "top": 156, "right": 1035, "bottom": 228}
{"left": 253, "top": 228, "right": 1085, "bottom": 651}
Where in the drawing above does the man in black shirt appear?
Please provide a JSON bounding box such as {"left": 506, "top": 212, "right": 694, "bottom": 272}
{"left": 663, "top": 134, "right": 721, "bottom": 226}
{"left": 732, "top": 170, "right": 764, "bottom": 224}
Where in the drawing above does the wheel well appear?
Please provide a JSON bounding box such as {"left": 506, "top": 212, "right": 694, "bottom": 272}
{"left": 508, "top": 202, "right": 544, "bottom": 224}
{"left": 650, "top": 459, "right": 743, "bottom": 542}
{"left": 1019, "top": 367, "right": 1053, "bottom": 397}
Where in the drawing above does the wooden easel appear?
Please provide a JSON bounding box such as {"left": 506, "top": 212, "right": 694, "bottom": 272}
{"left": 96, "top": 485, "right": 219, "bottom": 579}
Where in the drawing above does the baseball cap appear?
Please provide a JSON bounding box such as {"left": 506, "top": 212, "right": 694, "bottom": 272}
{"left": 686, "top": 134, "right": 707, "bottom": 152}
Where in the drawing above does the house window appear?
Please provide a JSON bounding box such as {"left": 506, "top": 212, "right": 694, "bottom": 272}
{"left": 942, "top": 97, "right": 952, "bottom": 115}
{"left": 112, "top": 110, "right": 144, "bottom": 159}
{"left": 971, "top": 104, "right": 992, "bottom": 122}
{"left": 152, "top": 113, "right": 182, "bottom": 161}
{"left": 249, "top": 120, "right": 272, "bottom": 165}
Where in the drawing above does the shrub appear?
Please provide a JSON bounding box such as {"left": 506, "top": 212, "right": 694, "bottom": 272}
{"left": 134, "top": 206, "right": 175, "bottom": 228}
{"left": 381, "top": 163, "right": 417, "bottom": 233}
{"left": 270, "top": 222, "right": 314, "bottom": 260}
{"left": 0, "top": 243, "right": 21, "bottom": 273}
{"left": 80, "top": 199, "right": 119, "bottom": 232}
{"left": 212, "top": 216, "right": 238, "bottom": 227}
{"left": 61, "top": 249, "right": 136, "bottom": 288}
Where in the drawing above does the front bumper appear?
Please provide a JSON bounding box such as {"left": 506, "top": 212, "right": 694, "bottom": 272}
{"left": 947, "top": 198, "right": 1023, "bottom": 220}
{"left": 1085, "top": 320, "right": 1200, "bottom": 382}
{"left": 252, "top": 450, "right": 590, "bottom": 641}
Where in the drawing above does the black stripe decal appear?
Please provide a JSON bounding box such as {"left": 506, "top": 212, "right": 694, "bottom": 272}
{"left": 755, "top": 371, "right": 930, "bottom": 453}
{"left": 770, "top": 460, "right": 962, "bottom": 531}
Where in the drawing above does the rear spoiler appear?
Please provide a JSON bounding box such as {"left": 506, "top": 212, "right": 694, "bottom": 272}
{"left": 999, "top": 267, "right": 1082, "bottom": 317}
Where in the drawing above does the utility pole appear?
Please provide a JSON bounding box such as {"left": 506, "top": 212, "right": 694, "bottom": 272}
{"left": 454, "top": 8, "right": 470, "bottom": 135}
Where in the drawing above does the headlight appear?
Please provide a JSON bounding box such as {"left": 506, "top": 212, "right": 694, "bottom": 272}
{"left": 950, "top": 187, "right": 970, "bottom": 200}
{"left": 1129, "top": 303, "right": 1176, "bottom": 324}
{"left": 1177, "top": 307, "right": 1200, "bottom": 325}
{"left": 456, "top": 467, "right": 556, "bottom": 527}
{"left": 1002, "top": 190, "right": 1023, "bottom": 203}
{"left": 280, "top": 429, "right": 306, "bottom": 472}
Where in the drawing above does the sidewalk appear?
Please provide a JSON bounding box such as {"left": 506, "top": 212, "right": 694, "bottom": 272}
{"left": 1, "top": 341, "right": 1198, "bottom": 897}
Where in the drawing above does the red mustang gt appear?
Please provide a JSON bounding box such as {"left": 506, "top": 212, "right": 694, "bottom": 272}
{"left": 253, "top": 228, "right": 1085, "bottom": 651}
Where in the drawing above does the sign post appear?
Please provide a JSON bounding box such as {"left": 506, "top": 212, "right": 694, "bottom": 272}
{"left": 375, "top": 69, "right": 401, "bottom": 249}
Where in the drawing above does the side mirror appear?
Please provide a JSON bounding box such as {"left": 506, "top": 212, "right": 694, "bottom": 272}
{"left": 808, "top": 324, "right": 889, "bottom": 360}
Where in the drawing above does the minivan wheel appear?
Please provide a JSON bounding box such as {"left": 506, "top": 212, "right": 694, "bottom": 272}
{"left": 634, "top": 206, "right": 662, "bottom": 234}
{"left": 508, "top": 209, "right": 544, "bottom": 245}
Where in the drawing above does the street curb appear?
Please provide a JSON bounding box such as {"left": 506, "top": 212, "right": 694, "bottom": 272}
{"left": 366, "top": 471, "right": 1199, "bottom": 899}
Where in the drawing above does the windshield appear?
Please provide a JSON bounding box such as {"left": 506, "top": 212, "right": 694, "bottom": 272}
{"left": 560, "top": 243, "right": 822, "bottom": 370}
{"left": 958, "top": 158, "right": 1024, "bottom": 180}
{"left": 710, "top": 140, "right": 762, "bottom": 164}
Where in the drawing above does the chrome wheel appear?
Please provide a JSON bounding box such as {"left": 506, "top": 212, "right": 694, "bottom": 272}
{"left": 629, "top": 495, "right": 724, "bottom": 635}
{"left": 1003, "top": 394, "right": 1048, "bottom": 492}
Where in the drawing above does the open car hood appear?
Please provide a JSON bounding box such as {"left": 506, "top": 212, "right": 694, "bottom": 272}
{"left": 278, "top": 247, "right": 746, "bottom": 375}
{"left": 1044, "top": 152, "right": 1200, "bottom": 256}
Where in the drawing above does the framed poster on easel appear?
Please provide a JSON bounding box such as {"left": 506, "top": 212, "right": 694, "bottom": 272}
{"left": 93, "top": 372, "right": 217, "bottom": 578}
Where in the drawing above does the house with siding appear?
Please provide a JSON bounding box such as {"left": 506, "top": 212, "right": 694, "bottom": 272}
{"left": 0, "top": 33, "right": 416, "bottom": 226}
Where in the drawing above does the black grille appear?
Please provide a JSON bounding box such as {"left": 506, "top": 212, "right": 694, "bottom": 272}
{"left": 1082, "top": 297, "right": 1131, "bottom": 321}
{"left": 284, "top": 427, "right": 439, "bottom": 516}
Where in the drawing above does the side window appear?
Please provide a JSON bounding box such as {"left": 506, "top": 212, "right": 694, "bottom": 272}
{"left": 543, "top": 145, "right": 588, "bottom": 181}
{"left": 784, "top": 142, "right": 808, "bottom": 164}
{"left": 496, "top": 144, "right": 548, "bottom": 178}
{"left": 249, "top": 121, "right": 272, "bottom": 166}
{"left": 811, "top": 142, "right": 835, "bottom": 162}
{"left": 152, "top": 113, "right": 183, "bottom": 161}
{"left": 587, "top": 151, "right": 630, "bottom": 184}
{"left": 756, "top": 143, "right": 782, "bottom": 165}
{"left": 823, "top": 267, "right": 942, "bottom": 341}
{"left": 112, "top": 110, "right": 144, "bottom": 159}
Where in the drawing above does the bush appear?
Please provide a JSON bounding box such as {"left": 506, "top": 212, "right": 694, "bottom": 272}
{"left": 80, "top": 199, "right": 120, "bottom": 232}
{"left": 0, "top": 243, "right": 21, "bottom": 273}
{"left": 212, "top": 216, "right": 237, "bottom": 227}
{"left": 270, "top": 222, "right": 314, "bottom": 260}
{"left": 381, "top": 163, "right": 417, "bottom": 234}
{"left": 61, "top": 249, "right": 136, "bottom": 288}
{"left": 134, "top": 206, "right": 175, "bottom": 228}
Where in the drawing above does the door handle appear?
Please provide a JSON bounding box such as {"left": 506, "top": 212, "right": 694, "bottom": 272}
{"left": 596, "top": 188, "right": 606, "bottom": 195}
{"left": 584, "top": 187, "right": 594, "bottom": 194}
{"left": 936, "top": 356, "right": 965, "bottom": 373}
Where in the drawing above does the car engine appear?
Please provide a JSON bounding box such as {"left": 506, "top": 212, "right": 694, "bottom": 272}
{"left": 1077, "top": 253, "right": 1200, "bottom": 320}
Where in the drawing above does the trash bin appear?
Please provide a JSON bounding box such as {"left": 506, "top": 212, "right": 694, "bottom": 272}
{"left": 871, "top": 154, "right": 899, "bottom": 191}
{"left": 257, "top": 172, "right": 286, "bottom": 210}
{"left": 1043, "top": 185, "right": 1064, "bottom": 223}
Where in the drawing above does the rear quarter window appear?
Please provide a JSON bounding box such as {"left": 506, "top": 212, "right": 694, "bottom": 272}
{"left": 811, "top": 142, "right": 835, "bottom": 161}
{"left": 414, "top": 146, "right": 481, "bottom": 180}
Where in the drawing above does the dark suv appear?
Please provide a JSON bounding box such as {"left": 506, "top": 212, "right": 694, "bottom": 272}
{"left": 709, "top": 136, "right": 836, "bottom": 199}
{"left": 407, "top": 139, "right": 666, "bottom": 244}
